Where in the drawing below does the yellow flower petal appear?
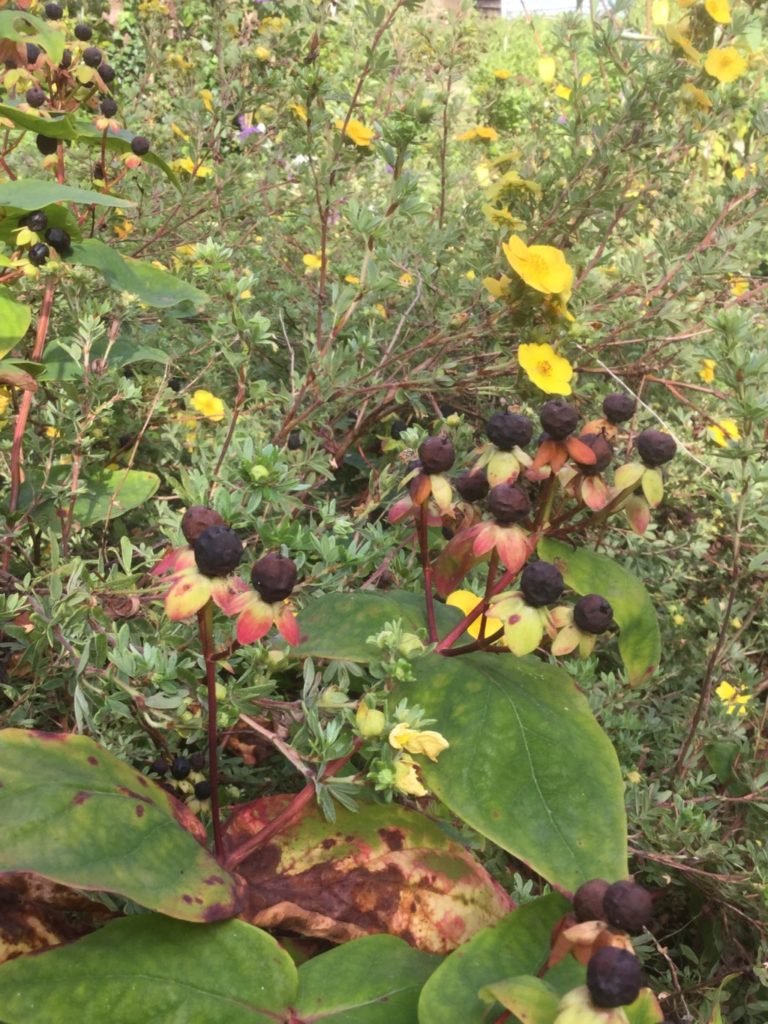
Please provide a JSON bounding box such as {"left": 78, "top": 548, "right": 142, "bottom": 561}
{"left": 705, "top": 47, "right": 747, "bottom": 85}
{"left": 336, "top": 117, "right": 375, "bottom": 147}
{"left": 393, "top": 756, "right": 428, "bottom": 797}
{"left": 445, "top": 590, "right": 502, "bottom": 639}
{"left": 190, "top": 389, "right": 225, "bottom": 423}
{"left": 199, "top": 89, "right": 214, "bottom": 113}
{"left": 538, "top": 55, "right": 556, "bottom": 83}
{"left": 707, "top": 418, "right": 740, "bottom": 447}
{"left": 518, "top": 342, "right": 574, "bottom": 396}
{"left": 502, "top": 235, "right": 573, "bottom": 295}
{"left": 704, "top": 0, "right": 730, "bottom": 23}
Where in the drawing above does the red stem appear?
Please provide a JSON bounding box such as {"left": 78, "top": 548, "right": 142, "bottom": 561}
{"left": 416, "top": 505, "right": 438, "bottom": 643}
{"left": 198, "top": 602, "right": 223, "bottom": 858}
{"left": 436, "top": 563, "right": 521, "bottom": 653}
{"left": 478, "top": 550, "right": 498, "bottom": 640}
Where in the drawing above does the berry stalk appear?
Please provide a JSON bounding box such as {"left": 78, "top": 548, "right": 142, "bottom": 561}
{"left": 415, "top": 505, "right": 438, "bottom": 643}
{"left": 197, "top": 601, "right": 223, "bottom": 858}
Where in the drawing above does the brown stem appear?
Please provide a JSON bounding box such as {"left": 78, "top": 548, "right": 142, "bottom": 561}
{"left": 478, "top": 550, "right": 499, "bottom": 641}
{"left": 441, "top": 628, "right": 505, "bottom": 657}
{"left": 416, "top": 504, "right": 438, "bottom": 643}
{"left": 197, "top": 602, "right": 223, "bottom": 858}
{"left": 209, "top": 363, "right": 247, "bottom": 498}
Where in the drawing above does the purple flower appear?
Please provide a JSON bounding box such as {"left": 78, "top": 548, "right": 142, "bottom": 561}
{"left": 236, "top": 115, "right": 266, "bottom": 142}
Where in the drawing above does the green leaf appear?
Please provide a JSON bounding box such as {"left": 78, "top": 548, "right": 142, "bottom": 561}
{"left": 625, "top": 988, "right": 665, "bottom": 1024}
{"left": 224, "top": 796, "right": 511, "bottom": 953}
{"left": 0, "top": 179, "right": 135, "bottom": 210}
{"left": 418, "top": 895, "right": 584, "bottom": 1024}
{"left": 71, "top": 239, "right": 207, "bottom": 312}
{"left": 0, "top": 359, "right": 37, "bottom": 390}
{"left": 75, "top": 121, "right": 180, "bottom": 189}
{"left": 0, "top": 286, "right": 31, "bottom": 358}
{"left": 0, "top": 103, "right": 75, "bottom": 139}
{"left": 0, "top": 11, "right": 65, "bottom": 64}
{"left": 398, "top": 650, "right": 627, "bottom": 890}
{"left": 478, "top": 976, "right": 560, "bottom": 1024}
{"left": 0, "top": 729, "right": 240, "bottom": 921}
{"left": 538, "top": 538, "right": 661, "bottom": 686}
{"left": 294, "top": 589, "right": 467, "bottom": 661}
{"left": 0, "top": 915, "right": 297, "bottom": 1024}
{"left": 295, "top": 935, "right": 439, "bottom": 1023}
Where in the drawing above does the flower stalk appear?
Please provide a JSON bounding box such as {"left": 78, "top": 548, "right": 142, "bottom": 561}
{"left": 197, "top": 600, "right": 223, "bottom": 858}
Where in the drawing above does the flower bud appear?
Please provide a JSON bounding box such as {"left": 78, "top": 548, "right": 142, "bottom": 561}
{"left": 356, "top": 702, "right": 386, "bottom": 738}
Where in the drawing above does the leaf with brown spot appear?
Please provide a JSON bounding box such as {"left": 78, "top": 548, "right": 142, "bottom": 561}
{"left": 223, "top": 797, "right": 512, "bottom": 954}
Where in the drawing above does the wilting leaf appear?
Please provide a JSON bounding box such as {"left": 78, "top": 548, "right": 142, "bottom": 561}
{"left": 0, "top": 360, "right": 36, "bottom": 391}
{"left": 0, "top": 11, "right": 65, "bottom": 64}
{"left": 223, "top": 796, "right": 512, "bottom": 953}
{"left": 478, "top": 976, "right": 560, "bottom": 1024}
{"left": 0, "top": 730, "right": 240, "bottom": 922}
{"left": 625, "top": 988, "right": 666, "bottom": 1024}
{"left": 0, "top": 915, "right": 297, "bottom": 1024}
{"left": 0, "top": 874, "right": 111, "bottom": 966}
{"left": 433, "top": 527, "right": 487, "bottom": 598}
{"left": 418, "top": 895, "right": 585, "bottom": 1024}
{"left": 294, "top": 934, "right": 438, "bottom": 1023}
{"left": 0, "top": 286, "right": 31, "bottom": 358}
{"left": 0, "top": 179, "right": 135, "bottom": 210}
{"left": 395, "top": 650, "right": 627, "bottom": 890}
{"left": 71, "top": 239, "right": 207, "bottom": 313}
{"left": 538, "top": 538, "right": 661, "bottom": 686}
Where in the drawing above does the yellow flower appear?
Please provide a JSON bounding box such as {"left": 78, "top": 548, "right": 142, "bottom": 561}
{"left": 502, "top": 235, "right": 573, "bottom": 295}
{"left": 485, "top": 170, "right": 542, "bottom": 201}
{"left": 518, "top": 342, "right": 574, "bottom": 396}
{"left": 538, "top": 55, "right": 556, "bottom": 83}
{"left": 113, "top": 220, "right": 134, "bottom": 239}
{"left": 705, "top": 47, "right": 747, "bottom": 84}
{"left": 707, "top": 418, "right": 740, "bottom": 447}
{"left": 336, "top": 117, "right": 375, "bottom": 147}
{"left": 627, "top": 770, "right": 643, "bottom": 785}
{"left": 399, "top": 272, "right": 413, "bottom": 288}
{"left": 493, "top": 68, "right": 511, "bottom": 80}
{"left": 289, "top": 102, "right": 308, "bottom": 122}
{"left": 715, "top": 681, "right": 752, "bottom": 715}
{"left": 665, "top": 25, "right": 700, "bottom": 62}
{"left": 651, "top": 0, "right": 669, "bottom": 24}
{"left": 44, "top": 425, "right": 59, "bottom": 438}
{"left": 303, "top": 252, "right": 323, "bottom": 272}
{"left": 389, "top": 722, "right": 449, "bottom": 762}
{"left": 554, "top": 84, "right": 571, "bottom": 101}
{"left": 680, "top": 83, "right": 713, "bottom": 110}
{"left": 673, "top": 613, "right": 685, "bottom": 625}
{"left": 0, "top": 388, "right": 10, "bottom": 416}
{"left": 190, "top": 389, "right": 225, "bottom": 423}
{"left": 239, "top": 289, "right": 252, "bottom": 300}
{"left": 393, "top": 756, "right": 428, "bottom": 798}
{"left": 344, "top": 274, "right": 360, "bottom": 285}
{"left": 356, "top": 703, "right": 386, "bottom": 738}
{"left": 705, "top": 0, "right": 730, "bottom": 23}
{"left": 482, "top": 204, "right": 526, "bottom": 230}
{"left": 255, "top": 46, "right": 272, "bottom": 61}
{"left": 373, "top": 303, "right": 388, "bottom": 319}
{"left": 199, "top": 89, "right": 214, "bottom": 113}
{"left": 730, "top": 277, "right": 749, "bottom": 297}
{"left": 465, "top": 270, "right": 476, "bottom": 280}
{"left": 580, "top": 72, "right": 592, "bottom": 87}
{"left": 456, "top": 125, "right": 499, "bottom": 142}
{"left": 483, "top": 274, "right": 512, "bottom": 300}
{"left": 170, "top": 157, "right": 213, "bottom": 178}
{"left": 446, "top": 590, "right": 502, "bottom": 639}
{"left": 171, "top": 122, "right": 191, "bottom": 141}
{"left": 698, "top": 358, "right": 716, "bottom": 383}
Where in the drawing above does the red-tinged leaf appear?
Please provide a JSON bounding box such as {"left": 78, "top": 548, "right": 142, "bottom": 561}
{"left": 151, "top": 546, "right": 193, "bottom": 576}
{"left": 625, "top": 494, "right": 651, "bottom": 535}
{"left": 209, "top": 575, "right": 247, "bottom": 615}
{"left": 531, "top": 439, "right": 557, "bottom": 471}
{"left": 409, "top": 472, "right": 431, "bottom": 506}
{"left": 388, "top": 497, "right": 413, "bottom": 524}
{"left": 494, "top": 525, "right": 533, "bottom": 574}
{"left": 581, "top": 475, "right": 609, "bottom": 511}
{"left": 0, "top": 365, "right": 36, "bottom": 391}
{"left": 472, "top": 521, "right": 498, "bottom": 557}
{"left": 275, "top": 604, "right": 300, "bottom": 645}
{"left": 223, "top": 796, "right": 513, "bottom": 954}
{"left": 233, "top": 595, "right": 274, "bottom": 644}
{"left": 549, "top": 443, "right": 568, "bottom": 474}
{"left": 165, "top": 572, "right": 211, "bottom": 620}
{"left": 433, "top": 525, "right": 485, "bottom": 598}
{"left": 565, "top": 436, "right": 597, "bottom": 465}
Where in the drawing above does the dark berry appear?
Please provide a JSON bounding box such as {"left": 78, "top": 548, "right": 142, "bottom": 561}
{"left": 418, "top": 435, "right": 455, "bottom": 475}
{"left": 192, "top": 524, "right": 243, "bottom": 577}
{"left": 454, "top": 468, "right": 490, "bottom": 503}
{"left": 44, "top": 227, "right": 72, "bottom": 254}
{"left": 36, "top": 134, "right": 58, "bottom": 155}
{"left": 98, "top": 63, "right": 116, "bottom": 83}
{"left": 487, "top": 483, "right": 530, "bottom": 525}
{"left": 170, "top": 756, "right": 191, "bottom": 781}
{"left": 390, "top": 418, "right": 407, "bottom": 439}
{"left": 181, "top": 505, "right": 225, "bottom": 544}
{"left": 441, "top": 524, "right": 454, "bottom": 540}
{"left": 603, "top": 393, "right": 636, "bottom": 424}
{"left": 26, "top": 44, "right": 41, "bottom": 65}
{"left": 59, "top": 49, "right": 72, "bottom": 69}
{"left": 130, "top": 135, "right": 151, "bottom": 156}
{"left": 24, "top": 210, "right": 48, "bottom": 233}
{"left": 189, "top": 752, "right": 206, "bottom": 771}
{"left": 486, "top": 412, "right": 533, "bottom": 451}
{"left": 539, "top": 398, "right": 579, "bottom": 441}
{"left": 287, "top": 430, "right": 302, "bottom": 450}
{"left": 26, "top": 87, "right": 46, "bottom": 108}
{"left": 82, "top": 46, "right": 102, "bottom": 68}
{"left": 573, "top": 594, "right": 614, "bottom": 635}
{"left": 45, "top": 2, "right": 64, "bottom": 17}
{"left": 574, "top": 433, "right": 613, "bottom": 476}
{"left": 194, "top": 780, "right": 211, "bottom": 800}
{"left": 28, "top": 243, "right": 50, "bottom": 267}
{"left": 93, "top": 161, "right": 106, "bottom": 179}
{"left": 149, "top": 758, "right": 169, "bottom": 777}
{"left": 520, "top": 561, "right": 564, "bottom": 608}
{"left": 603, "top": 880, "right": 653, "bottom": 934}
{"left": 636, "top": 429, "right": 676, "bottom": 467}
{"left": 251, "top": 552, "right": 298, "bottom": 603}
{"left": 74, "top": 23, "right": 93, "bottom": 41}
{"left": 587, "top": 947, "right": 644, "bottom": 1009}
{"left": 100, "top": 97, "right": 118, "bottom": 117}
{"left": 573, "top": 878, "right": 609, "bottom": 922}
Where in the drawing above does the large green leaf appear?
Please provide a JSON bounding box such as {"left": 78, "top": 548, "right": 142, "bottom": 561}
{"left": 478, "top": 976, "right": 560, "bottom": 1024}
{"left": 71, "top": 239, "right": 207, "bottom": 313}
{"left": 15, "top": 466, "right": 160, "bottom": 527}
{"left": 75, "top": 121, "right": 180, "bottom": 188}
{"left": 537, "top": 538, "right": 661, "bottom": 686}
{"left": 399, "top": 650, "right": 627, "bottom": 890}
{"left": 0, "top": 104, "right": 75, "bottom": 139}
{"left": 0, "top": 285, "right": 30, "bottom": 358}
{"left": 418, "top": 895, "right": 584, "bottom": 1024}
{"left": 0, "top": 179, "right": 134, "bottom": 210}
{"left": 0, "top": 915, "right": 297, "bottom": 1024}
{"left": 0, "top": 11, "right": 65, "bottom": 64}
{"left": 295, "top": 589, "right": 467, "bottom": 661}
{"left": 223, "top": 796, "right": 511, "bottom": 954}
{"left": 295, "top": 935, "right": 438, "bottom": 1023}
{"left": 0, "top": 730, "right": 240, "bottom": 922}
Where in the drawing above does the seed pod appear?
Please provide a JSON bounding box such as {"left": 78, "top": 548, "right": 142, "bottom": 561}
{"left": 251, "top": 552, "right": 298, "bottom": 603}
{"left": 587, "top": 947, "right": 643, "bottom": 1009}
{"left": 36, "top": 134, "right": 58, "bottom": 155}
{"left": 100, "top": 97, "right": 118, "bottom": 117}
{"left": 602, "top": 393, "right": 636, "bottom": 424}
{"left": 24, "top": 210, "right": 48, "bottom": 232}
{"left": 82, "top": 46, "right": 102, "bottom": 68}
{"left": 75, "top": 23, "right": 93, "bottom": 41}
{"left": 573, "top": 878, "right": 609, "bottom": 922}
{"left": 170, "top": 756, "right": 191, "bottom": 781}
{"left": 181, "top": 505, "right": 225, "bottom": 544}
{"left": 636, "top": 429, "right": 676, "bottom": 467}
{"left": 603, "top": 880, "right": 653, "bottom": 933}
{"left": 45, "top": 2, "right": 64, "bottom": 18}
{"left": 418, "top": 435, "right": 455, "bottom": 475}
{"left": 130, "top": 135, "right": 151, "bottom": 156}
{"left": 454, "top": 468, "right": 489, "bottom": 503}
{"left": 99, "top": 63, "right": 116, "bottom": 83}
{"left": 487, "top": 483, "right": 530, "bottom": 525}
{"left": 194, "top": 780, "right": 211, "bottom": 800}
{"left": 539, "top": 398, "right": 579, "bottom": 440}
{"left": 485, "top": 412, "right": 533, "bottom": 452}
{"left": 26, "top": 87, "right": 46, "bottom": 108}
{"left": 192, "top": 524, "right": 243, "bottom": 577}
{"left": 520, "top": 561, "right": 564, "bottom": 608}
{"left": 573, "top": 594, "right": 614, "bottom": 634}
{"left": 574, "top": 433, "right": 613, "bottom": 476}
{"left": 44, "top": 227, "right": 71, "bottom": 255}
{"left": 28, "top": 242, "right": 50, "bottom": 267}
